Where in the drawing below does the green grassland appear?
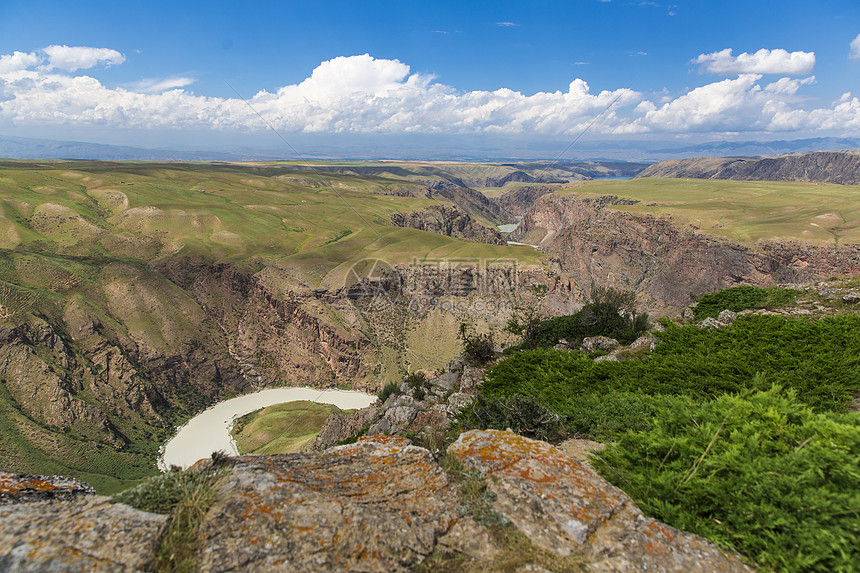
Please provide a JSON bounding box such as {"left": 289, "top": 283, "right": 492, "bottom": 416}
{"left": 230, "top": 401, "right": 349, "bottom": 454}
{"left": 0, "top": 160, "right": 542, "bottom": 279}
{"left": 560, "top": 178, "right": 860, "bottom": 246}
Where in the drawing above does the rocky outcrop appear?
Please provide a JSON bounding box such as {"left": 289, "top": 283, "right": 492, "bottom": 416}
{"left": 449, "top": 430, "right": 752, "bottom": 572}
{"left": 197, "top": 436, "right": 460, "bottom": 572}
{"left": 310, "top": 356, "right": 485, "bottom": 450}
{"left": 307, "top": 403, "right": 380, "bottom": 451}
{"left": 515, "top": 193, "right": 860, "bottom": 311}
{"left": 637, "top": 150, "right": 860, "bottom": 185}
{"left": 390, "top": 205, "right": 506, "bottom": 245}
{"left": 496, "top": 184, "right": 558, "bottom": 217}
{"left": 425, "top": 183, "right": 516, "bottom": 224}
{"left": 1, "top": 431, "right": 752, "bottom": 572}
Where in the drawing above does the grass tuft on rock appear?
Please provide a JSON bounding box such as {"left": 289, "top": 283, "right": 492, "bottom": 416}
{"left": 113, "top": 456, "right": 231, "bottom": 572}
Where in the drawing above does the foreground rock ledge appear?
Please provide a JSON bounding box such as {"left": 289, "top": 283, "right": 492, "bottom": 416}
{"left": 448, "top": 430, "right": 751, "bottom": 572}
{"left": 0, "top": 432, "right": 752, "bottom": 572}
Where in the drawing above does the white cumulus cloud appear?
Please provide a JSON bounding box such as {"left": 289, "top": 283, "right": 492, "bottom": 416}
{"left": 693, "top": 48, "right": 815, "bottom": 75}
{"left": 42, "top": 45, "right": 125, "bottom": 72}
{"left": 0, "top": 49, "right": 857, "bottom": 139}
{"left": 851, "top": 34, "right": 860, "bottom": 60}
{"left": 0, "top": 51, "right": 41, "bottom": 74}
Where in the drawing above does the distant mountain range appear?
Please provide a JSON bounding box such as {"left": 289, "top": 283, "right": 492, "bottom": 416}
{"left": 1, "top": 134, "right": 859, "bottom": 163}
{"left": 637, "top": 150, "right": 860, "bottom": 185}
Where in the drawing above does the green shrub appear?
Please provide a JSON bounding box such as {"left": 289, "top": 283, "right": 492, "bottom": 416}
{"left": 591, "top": 387, "right": 860, "bottom": 572}
{"left": 377, "top": 381, "right": 400, "bottom": 403}
{"left": 457, "top": 394, "right": 568, "bottom": 442}
{"left": 693, "top": 286, "right": 799, "bottom": 319}
{"left": 510, "top": 287, "right": 649, "bottom": 350}
{"left": 458, "top": 323, "right": 496, "bottom": 364}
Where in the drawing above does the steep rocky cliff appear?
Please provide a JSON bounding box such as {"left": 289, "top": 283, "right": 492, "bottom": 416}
{"left": 514, "top": 193, "right": 860, "bottom": 311}
{"left": 1, "top": 255, "right": 570, "bottom": 488}
{"left": 390, "top": 205, "right": 506, "bottom": 245}
{"left": 637, "top": 150, "right": 860, "bottom": 184}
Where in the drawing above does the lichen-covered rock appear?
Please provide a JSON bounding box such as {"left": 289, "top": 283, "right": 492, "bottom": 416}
{"left": 581, "top": 336, "right": 619, "bottom": 353}
{"left": 435, "top": 517, "right": 498, "bottom": 561}
{"left": 717, "top": 309, "right": 738, "bottom": 324}
{"left": 448, "top": 430, "right": 752, "bottom": 573}
{"left": 196, "top": 437, "right": 460, "bottom": 572}
{"left": 0, "top": 470, "right": 95, "bottom": 505}
{"left": 0, "top": 496, "right": 166, "bottom": 572}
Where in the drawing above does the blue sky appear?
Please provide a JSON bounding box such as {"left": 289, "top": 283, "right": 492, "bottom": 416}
{"left": 0, "top": 0, "right": 859, "bottom": 157}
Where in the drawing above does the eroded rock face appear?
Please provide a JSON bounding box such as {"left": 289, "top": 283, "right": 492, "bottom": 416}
{"left": 448, "top": 430, "right": 752, "bottom": 573}
{"left": 196, "top": 436, "right": 460, "bottom": 572}
{"left": 390, "top": 205, "right": 506, "bottom": 245}
{"left": 0, "top": 496, "right": 166, "bottom": 572}
{"left": 514, "top": 193, "right": 860, "bottom": 312}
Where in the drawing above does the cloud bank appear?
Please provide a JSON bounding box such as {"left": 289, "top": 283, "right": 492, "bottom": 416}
{"left": 0, "top": 47, "right": 857, "bottom": 139}
{"left": 693, "top": 48, "right": 815, "bottom": 75}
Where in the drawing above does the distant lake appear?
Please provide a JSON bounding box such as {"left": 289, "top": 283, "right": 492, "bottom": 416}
{"left": 592, "top": 175, "right": 634, "bottom": 181}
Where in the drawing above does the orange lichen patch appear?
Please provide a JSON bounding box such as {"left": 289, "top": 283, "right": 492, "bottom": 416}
{"left": 357, "top": 434, "right": 411, "bottom": 447}
{"left": 0, "top": 470, "right": 76, "bottom": 494}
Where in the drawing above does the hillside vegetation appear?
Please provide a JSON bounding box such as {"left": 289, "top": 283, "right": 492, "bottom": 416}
{"left": 231, "top": 401, "right": 349, "bottom": 454}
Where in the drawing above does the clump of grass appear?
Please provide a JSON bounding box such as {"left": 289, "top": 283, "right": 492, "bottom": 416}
{"left": 422, "top": 452, "right": 583, "bottom": 572}
{"left": 113, "top": 454, "right": 232, "bottom": 572}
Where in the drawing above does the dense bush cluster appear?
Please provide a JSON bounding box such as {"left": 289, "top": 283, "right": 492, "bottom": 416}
{"left": 458, "top": 323, "right": 496, "bottom": 364}
{"left": 508, "top": 286, "right": 649, "bottom": 350}
{"left": 484, "top": 315, "right": 860, "bottom": 414}
{"left": 692, "top": 285, "right": 799, "bottom": 319}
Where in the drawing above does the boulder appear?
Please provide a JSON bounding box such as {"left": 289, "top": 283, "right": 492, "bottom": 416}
{"left": 581, "top": 336, "right": 619, "bottom": 353}
{"left": 0, "top": 470, "right": 94, "bottom": 505}
{"left": 717, "top": 309, "right": 738, "bottom": 324}
{"left": 196, "top": 437, "right": 460, "bottom": 572}
{"left": 0, "top": 496, "right": 166, "bottom": 572}
{"left": 699, "top": 316, "right": 726, "bottom": 329}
